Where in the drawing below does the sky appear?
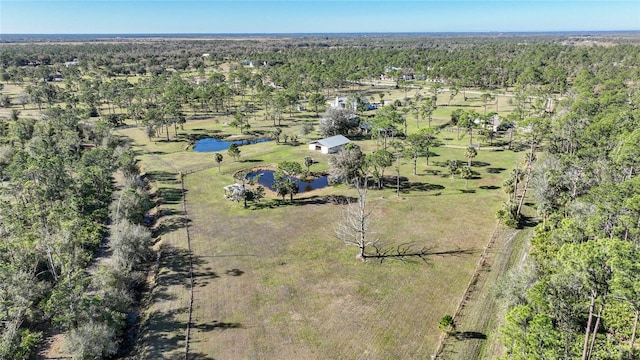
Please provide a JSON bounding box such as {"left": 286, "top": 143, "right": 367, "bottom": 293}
{"left": 1, "top": 0, "right": 639, "bottom": 34}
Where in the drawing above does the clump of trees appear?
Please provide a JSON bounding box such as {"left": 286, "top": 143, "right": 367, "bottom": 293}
{"left": 319, "top": 107, "right": 360, "bottom": 137}
{"left": 497, "top": 57, "right": 640, "bottom": 358}
{"left": 328, "top": 144, "right": 366, "bottom": 185}
{"left": 273, "top": 161, "right": 303, "bottom": 202}
{"left": 0, "top": 107, "right": 152, "bottom": 359}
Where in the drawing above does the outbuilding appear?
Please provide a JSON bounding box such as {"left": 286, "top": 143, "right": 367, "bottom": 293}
{"left": 308, "top": 135, "right": 351, "bottom": 154}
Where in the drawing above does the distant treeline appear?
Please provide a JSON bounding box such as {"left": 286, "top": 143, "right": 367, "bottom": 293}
{"left": 1, "top": 34, "right": 639, "bottom": 93}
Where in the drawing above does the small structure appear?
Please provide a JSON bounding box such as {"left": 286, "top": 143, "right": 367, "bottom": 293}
{"left": 332, "top": 97, "right": 350, "bottom": 109}
{"left": 332, "top": 96, "right": 374, "bottom": 111}
{"left": 224, "top": 183, "right": 244, "bottom": 200}
{"left": 308, "top": 135, "right": 351, "bottom": 154}
{"left": 44, "top": 71, "right": 63, "bottom": 82}
{"left": 490, "top": 114, "right": 501, "bottom": 132}
{"left": 359, "top": 121, "right": 372, "bottom": 136}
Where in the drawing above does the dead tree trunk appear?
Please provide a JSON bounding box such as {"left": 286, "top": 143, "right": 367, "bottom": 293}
{"left": 335, "top": 183, "right": 375, "bottom": 261}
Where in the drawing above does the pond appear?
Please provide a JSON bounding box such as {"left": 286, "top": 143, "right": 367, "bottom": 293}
{"left": 246, "top": 170, "right": 330, "bottom": 193}
{"left": 193, "top": 137, "right": 270, "bottom": 152}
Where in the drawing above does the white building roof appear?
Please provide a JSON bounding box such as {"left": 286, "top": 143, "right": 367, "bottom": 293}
{"left": 311, "top": 135, "right": 351, "bottom": 148}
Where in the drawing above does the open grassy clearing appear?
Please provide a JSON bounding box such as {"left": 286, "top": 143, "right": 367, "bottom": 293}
{"left": 105, "top": 78, "right": 528, "bottom": 359}
{"left": 118, "top": 108, "right": 524, "bottom": 359}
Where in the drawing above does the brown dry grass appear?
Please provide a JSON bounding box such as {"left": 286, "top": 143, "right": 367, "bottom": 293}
{"left": 183, "top": 169, "right": 493, "bottom": 359}
{"left": 112, "top": 86, "right": 525, "bottom": 359}
{"left": 124, "top": 128, "right": 521, "bottom": 359}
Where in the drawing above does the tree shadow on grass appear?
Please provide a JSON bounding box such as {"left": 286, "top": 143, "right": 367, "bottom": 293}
{"left": 479, "top": 185, "right": 500, "bottom": 190}
{"left": 295, "top": 114, "right": 318, "bottom": 119}
{"left": 193, "top": 266, "right": 219, "bottom": 288}
{"left": 250, "top": 195, "right": 358, "bottom": 209}
{"left": 399, "top": 181, "right": 446, "bottom": 193}
{"left": 140, "top": 307, "right": 189, "bottom": 358}
{"left": 157, "top": 187, "right": 184, "bottom": 204}
{"left": 156, "top": 245, "right": 199, "bottom": 288}
{"left": 147, "top": 150, "right": 169, "bottom": 156}
{"left": 188, "top": 352, "right": 217, "bottom": 360}
{"left": 470, "top": 160, "right": 490, "bottom": 167}
{"left": 425, "top": 248, "right": 477, "bottom": 257}
{"left": 454, "top": 331, "right": 487, "bottom": 340}
{"left": 145, "top": 170, "right": 180, "bottom": 184}
{"left": 155, "top": 216, "right": 192, "bottom": 236}
{"left": 225, "top": 268, "right": 244, "bottom": 276}
{"left": 368, "top": 244, "right": 476, "bottom": 264}
{"left": 193, "top": 321, "right": 243, "bottom": 331}
{"left": 486, "top": 167, "right": 506, "bottom": 174}
{"left": 177, "top": 130, "right": 222, "bottom": 142}
{"left": 141, "top": 243, "right": 249, "bottom": 358}
{"left": 156, "top": 208, "right": 186, "bottom": 218}
{"left": 518, "top": 215, "right": 540, "bottom": 229}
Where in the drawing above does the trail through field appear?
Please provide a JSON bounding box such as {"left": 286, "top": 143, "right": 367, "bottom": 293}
{"left": 434, "top": 223, "right": 532, "bottom": 360}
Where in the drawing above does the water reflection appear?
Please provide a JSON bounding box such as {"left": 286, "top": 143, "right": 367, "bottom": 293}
{"left": 193, "top": 138, "right": 270, "bottom": 152}
{"left": 247, "top": 170, "right": 330, "bottom": 193}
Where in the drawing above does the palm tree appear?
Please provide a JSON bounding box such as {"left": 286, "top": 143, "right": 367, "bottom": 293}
{"left": 215, "top": 153, "right": 223, "bottom": 173}
{"left": 465, "top": 146, "right": 477, "bottom": 167}
{"left": 227, "top": 143, "right": 241, "bottom": 161}
{"left": 304, "top": 156, "right": 313, "bottom": 175}
{"left": 459, "top": 166, "right": 473, "bottom": 189}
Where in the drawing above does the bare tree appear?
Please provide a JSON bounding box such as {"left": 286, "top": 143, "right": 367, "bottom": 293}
{"left": 334, "top": 183, "right": 432, "bottom": 262}
{"left": 335, "top": 183, "right": 377, "bottom": 261}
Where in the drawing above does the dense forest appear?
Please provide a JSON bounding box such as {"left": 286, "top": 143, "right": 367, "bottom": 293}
{"left": 0, "top": 33, "right": 639, "bottom": 359}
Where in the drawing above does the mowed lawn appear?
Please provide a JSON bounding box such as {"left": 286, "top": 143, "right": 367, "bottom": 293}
{"left": 120, "top": 117, "right": 522, "bottom": 359}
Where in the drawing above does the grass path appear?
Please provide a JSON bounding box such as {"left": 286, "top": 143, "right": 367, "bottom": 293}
{"left": 435, "top": 216, "right": 534, "bottom": 360}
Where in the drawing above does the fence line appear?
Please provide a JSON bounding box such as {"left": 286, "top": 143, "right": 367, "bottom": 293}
{"left": 179, "top": 172, "right": 195, "bottom": 360}
{"left": 432, "top": 221, "right": 502, "bottom": 359}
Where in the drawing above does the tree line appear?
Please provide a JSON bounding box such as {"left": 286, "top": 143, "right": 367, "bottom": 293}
{"left": 497, "top": 46, "right": 640, "bottom": 359}
{"left": 0, "top": 107, "right": 152, "bottom": 359}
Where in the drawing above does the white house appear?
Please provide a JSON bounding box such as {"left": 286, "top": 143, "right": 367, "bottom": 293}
{"left": 308, "top": 135, "right": 351, "bottom": 154}
{"left": 332, "top": 96, "right": 374, "bottom": 111}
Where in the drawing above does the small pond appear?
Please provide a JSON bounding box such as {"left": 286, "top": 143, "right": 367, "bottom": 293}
{"left": 193, "top": 137, "right": 270, "bottom": 152}
{"left": 247, "top": 170, "right": 330, "bottom": 193}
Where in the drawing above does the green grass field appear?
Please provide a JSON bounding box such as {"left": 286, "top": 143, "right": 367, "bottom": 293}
{"left": 118, "top": 102, "right": 524, "bottom": 359}
{"left": 0, "top": 77, "right": 526, "bottom": 358}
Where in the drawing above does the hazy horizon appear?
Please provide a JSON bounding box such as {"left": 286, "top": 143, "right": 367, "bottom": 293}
{"left": 2, "top": 30, "right": 639, "bottom": 37}
{"left": 2, "top": 1, "right": 638, "bottom": 35}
